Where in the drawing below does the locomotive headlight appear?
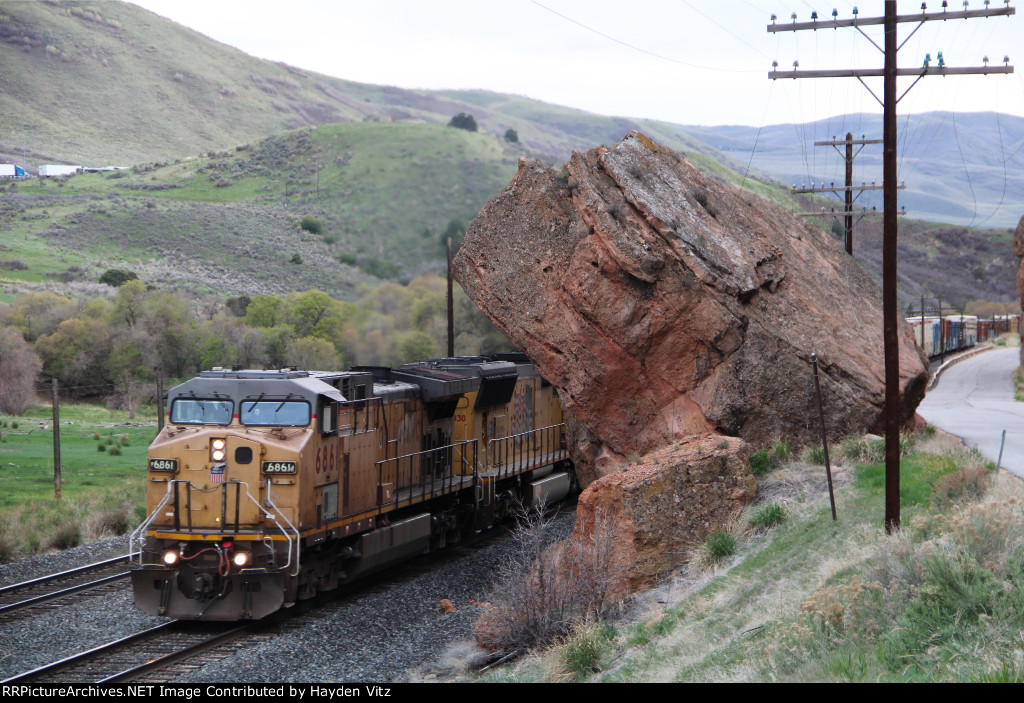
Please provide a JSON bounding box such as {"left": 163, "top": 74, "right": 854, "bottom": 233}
{"left": 232, "top": 551, "right": 250, "bottom": 568}
{"left": 211, "top": 438, "right": 226, "bottom": 462}
{"left": 163, "top": 550, "right": 179, "bottom": 565}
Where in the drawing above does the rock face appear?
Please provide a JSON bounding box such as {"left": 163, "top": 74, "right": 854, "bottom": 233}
{"left": 574, "top": 434, "right": 757, "bottom": 590}
{"left": 454, "top": 132, "right": 928, "bottom": 486}
{"left": 1015, "top": 215, "right": 1024, "bottom": 364}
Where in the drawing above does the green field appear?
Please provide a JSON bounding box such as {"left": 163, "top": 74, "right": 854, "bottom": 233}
{"left": 0, "top": 402, "right": 157, "bottom": 560}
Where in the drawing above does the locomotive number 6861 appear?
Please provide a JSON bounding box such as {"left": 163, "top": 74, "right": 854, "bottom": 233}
{"left": 129, "top": 354, "right": 574, "bottom": 620}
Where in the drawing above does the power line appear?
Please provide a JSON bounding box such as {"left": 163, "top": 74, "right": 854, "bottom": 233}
{"left": 529, "top": 0, "right": 760, "bottom": 72}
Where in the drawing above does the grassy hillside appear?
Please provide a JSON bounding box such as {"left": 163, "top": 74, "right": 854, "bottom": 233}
{"left": 475, "top": 430, "right": 1024, "bottom": 683}
{"left": 0, "top": 1, "right": 754, "bottom": 173}
{"left": 0, "top": 2, "right": 1016, "bottom": 309}
{"left": 0, "top": 121, "right": 522, "bottom": 298}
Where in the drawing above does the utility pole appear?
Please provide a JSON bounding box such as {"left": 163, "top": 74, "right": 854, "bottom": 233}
{"left": 52, "top": 378, "right": 61, "bottom": 499}
{"left": 446, "top": 238, "right": 455, "bottom": 358}
{"left": 792, "top": 133, "right": 905, "bottom": 255}
{"left": 769, "top": 1, "right": 1015, "bottom": 534}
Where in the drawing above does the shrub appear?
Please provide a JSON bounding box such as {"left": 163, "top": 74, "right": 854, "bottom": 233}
{"left": 107, "top": 445, "right": 121, "bottom": 456}
{"left": 299, "top": 215, "right": 323, "bottom": 234}
{"left": 561, "top": 621, "right": 612, "bottom": 680}
{"left": 49, "top": 522, "right": 81, "bottom": 550}
{"left": 933, "top": 466, "right": 992, "bottom": 506}
{"left": 750, "top": 449, "right": 771, "bottom": 476}
{"left": 504, "top": 128, "right": 519, "bottom": 143}
{"left": 447, "top": 112, "right": 478, "bottom": 132}
{"left": 748, "top": 502, "right": 786, "bottom": 529}
{"left": 704, "top": 531, "right": 737, "bottom": 562}
{"left": 97, "top": 443, "right": 106, "bottom": 452}
{"left": 338, "top": 251, "right": 356, "bottom": 265}
{"left": 475, "top": 505, "right": 628, "bottom": 653}
{"left": 802, "top": 444, "right": 827, "bottom": 465}
{"left": 771, "top": 439, "right": 791, "bottom": 463}
{"left": 290, "top": 254, "right": 303, "bottom": 265}
{"left": 98, "top": 268, "right": 138, "bottom": 287}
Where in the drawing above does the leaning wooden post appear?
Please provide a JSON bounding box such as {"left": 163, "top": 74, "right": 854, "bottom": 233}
{"left": 52, "top": 378, "right": 61, "bottom": 499}
{"left": 811, "top": 353, "right": 836, "bottom": 521}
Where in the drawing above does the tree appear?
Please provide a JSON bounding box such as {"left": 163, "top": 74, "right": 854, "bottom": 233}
{"left": 0, "top": 326, "right": 42, "bottom": 415}
{"left": 225, "top": 295, "right": 252, "bottom": 318}
{"left": 99, "top": 269, "right": 139, "bottom": 288}
{"left": 286, "top": 336, "right": 340, "bottom": 370}
{"left": 504, "top": 128, "right": 519, "bottom": 143}
{"left": 447, "top": 113, "right": 478, "bottom": 132}
{"left": 113, "top": 279, "right": 147, "bottom": 328}
{"left": 246, "top": 295, "right": 284, "bottom": 328}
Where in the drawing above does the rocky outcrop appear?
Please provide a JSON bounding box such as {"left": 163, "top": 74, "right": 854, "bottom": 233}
{"left": 574, "top": 434, "right": 757, "bottom": 590}
{"left": 454, "top": 132, "right": 928, "bottom": 486}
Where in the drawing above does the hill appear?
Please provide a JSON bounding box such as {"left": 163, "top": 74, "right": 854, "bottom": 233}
{"left": 0, "top": 0, "right": 743, "bottom": 171}
{"left": 0, "top": 0, "right": 1018, "bottom": 312}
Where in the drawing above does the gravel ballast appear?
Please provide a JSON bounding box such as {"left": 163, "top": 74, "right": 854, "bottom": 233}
{"left": 0, "top": 511, "right": 576, "bottom": 682}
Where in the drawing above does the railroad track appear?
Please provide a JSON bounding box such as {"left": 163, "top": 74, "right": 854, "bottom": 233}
{"left": 2, "top": 620, "right": 279, "bottom": 683}
{"left": 0, "top": 554, "right": 135, "bottom": 619}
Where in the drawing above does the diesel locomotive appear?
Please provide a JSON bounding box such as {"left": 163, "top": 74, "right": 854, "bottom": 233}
{"left": 130, "top": 354, "right": 574, "bottom": 620}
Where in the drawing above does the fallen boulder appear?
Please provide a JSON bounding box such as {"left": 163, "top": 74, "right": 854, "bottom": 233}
{"left": 574, "top": 434, "right": 757, "bottom": 591}
{"left": 454, "top": 131, "right": 928, "bottom": 486}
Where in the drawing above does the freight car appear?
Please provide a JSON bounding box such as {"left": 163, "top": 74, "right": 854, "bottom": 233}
{"left": 129, "top": 354, "right": 574, "bottom": 620}
{"left": 908, "top": 315, "right": 978, "bottom": 359}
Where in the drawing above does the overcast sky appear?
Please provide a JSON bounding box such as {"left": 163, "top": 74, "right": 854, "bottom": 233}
{"left": 130, "top": 0, "right": 1024, "bottom": 127}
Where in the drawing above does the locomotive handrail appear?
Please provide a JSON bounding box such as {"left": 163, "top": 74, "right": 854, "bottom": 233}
{"left": 128, "top": 479, "right": 300, "bottom": 577}
{"left": 486, "top": 423, "right": 567, "bottom": 479}
{"left": 263, "top": 479, "right": 301, "bottom": 577}
{"left": 368, "top": 438, "right": 478, "bottom": 515}
{"left": 129, "top": 480, "right": 179, "bottom": 564}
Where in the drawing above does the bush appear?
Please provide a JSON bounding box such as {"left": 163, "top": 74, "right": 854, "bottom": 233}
{"left": 475, "top": 505, "right": 628, "bottom": 653}
{"left": 802, "top": 445, "right": 827, "bottom": 465}
{"left": 771, "top": 439, "right": 791, "bottom": 463}
{"left": 49, "top": 522, "right": 82, "bottom": 550}
{"left": 748, "top": 502, "right": 786, "bottom": 529}
{"left": 338, "top": 251, "right": 356, "bottom": 266}
{"left": 98, "top": 268, "right": 139, "bottom": 287}
{"left": 704, "top": 531, "right": 737, "bottom": 562}
{"left": 290, "top": 254, "right": 303, "bottom": 265}
{"left": 561, "top": 621, "right": 612, "bottom": 680}
{"left": 504, "top": 128, "right": 519, "bottom": 143}
{"left": 299, "top": 215, "right": 323, "bottom": 235}
{"left": 447, "top": 112, "right": 478, "bottom": 132}
{"left": 750, "top": 449, "right": 771, "bottom": 476}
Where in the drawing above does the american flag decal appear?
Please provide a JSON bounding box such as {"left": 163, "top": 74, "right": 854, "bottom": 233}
{"left": 210, "top": 463, "right": 225, "bottom": 483}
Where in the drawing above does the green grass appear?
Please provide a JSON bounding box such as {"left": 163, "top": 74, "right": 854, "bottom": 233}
{"left": 748, "top": 502, "right": 786, "bottom": 529}
{"left": 704, "top": 531, "right": 737, "bottom": 561}
{"left": 481, "top": 432, "right": 1021, "bottom": 683}
{"left": 0, "top": 402, "right": 155, "bottom": 559}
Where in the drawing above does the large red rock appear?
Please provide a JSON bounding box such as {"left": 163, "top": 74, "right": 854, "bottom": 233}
{"left": 454, "top": 132, "right": 928, "bottom": 486}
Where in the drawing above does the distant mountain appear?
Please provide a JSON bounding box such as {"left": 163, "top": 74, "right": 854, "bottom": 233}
{"left": 684, "top": 112, "right": 1024, "bottom": 229}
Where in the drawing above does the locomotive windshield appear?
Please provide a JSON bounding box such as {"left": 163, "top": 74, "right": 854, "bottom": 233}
{"left": 240, "top": 400, "right": 311, "bottom": 427}
{"left": 170, "top": 398, "right": 233, "bottom": 425}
